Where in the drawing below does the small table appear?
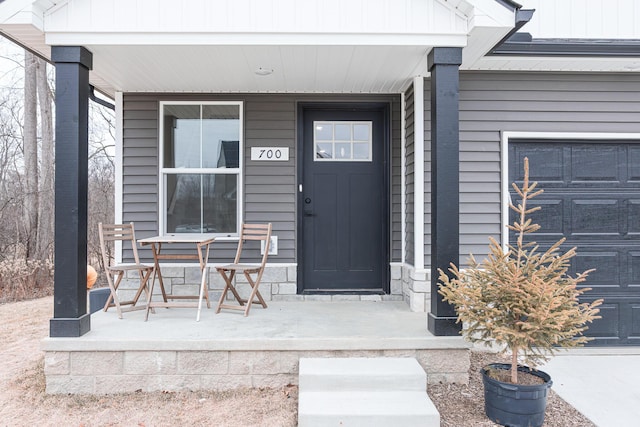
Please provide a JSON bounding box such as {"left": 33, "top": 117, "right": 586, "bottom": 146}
{"left": 138, "top": 234, "right": 216, "bottom": 321}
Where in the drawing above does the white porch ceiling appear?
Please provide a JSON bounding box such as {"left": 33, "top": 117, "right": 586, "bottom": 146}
{"left": 86, "top": 44, "right": 433, "bottom": 95}
{"left": 0, "top": 0, "right": 521, "bottom": 98}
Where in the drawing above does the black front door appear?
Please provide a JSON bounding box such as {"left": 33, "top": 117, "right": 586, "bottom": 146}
{"left": 299, "top": 105, "right": 389, "bottom": 292}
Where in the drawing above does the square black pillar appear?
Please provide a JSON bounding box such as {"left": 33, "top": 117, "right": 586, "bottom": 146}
{"left": 50, "top": 46, "right": 93, "bottom": 337}
{"left": 427, "top": 47, "right": 462, "bottom": 336}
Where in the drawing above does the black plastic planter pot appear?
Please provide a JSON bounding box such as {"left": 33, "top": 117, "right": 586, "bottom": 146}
{"left": 481, "top": 363, "right": 553, "bottom": 427}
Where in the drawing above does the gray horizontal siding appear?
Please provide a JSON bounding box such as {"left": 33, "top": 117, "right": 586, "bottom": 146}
{"left": 122, "top": 93, "right": 401, "bottom": 265}
{"left": 122, "top": 97, "right": 158, "bottom": 244}
{"left": 423, "top": 84, "right": 431, "bottom": 270}
{"left": 391, "top": 97, "right": 402, "bottom": 262}
{"left": 456, "top": 71, "right": 640, "bottom": 265}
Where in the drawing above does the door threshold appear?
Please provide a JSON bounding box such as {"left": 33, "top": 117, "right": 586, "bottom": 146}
{"left": 303, "top": 289, "right": 385, "bottom": 295}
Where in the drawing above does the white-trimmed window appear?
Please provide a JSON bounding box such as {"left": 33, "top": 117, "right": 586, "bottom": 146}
{"left": 159, "top": 101, "right": 242, "bottom": 235}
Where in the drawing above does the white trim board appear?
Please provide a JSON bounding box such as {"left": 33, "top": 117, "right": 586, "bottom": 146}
{"left": 114, "top": 91, "right": 123, "bottom": 263}
{"left": 413, "top": 76, "right": 425, "bottom": 270}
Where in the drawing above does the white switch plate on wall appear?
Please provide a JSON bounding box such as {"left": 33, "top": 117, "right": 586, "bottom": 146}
{"left": 261, "top": 235, "right": 278, "bottom": 255}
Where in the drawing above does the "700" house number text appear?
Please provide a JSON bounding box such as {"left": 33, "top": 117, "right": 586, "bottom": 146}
{"left": 250, "top": 147, "right": 290, "bottom": 161}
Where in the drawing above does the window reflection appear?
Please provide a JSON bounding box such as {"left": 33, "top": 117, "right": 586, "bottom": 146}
{"left": 161, "top": 102, "right": 242, "bottom": 234}
{"left": 166, "top": 174, "right": 237, "bottom": 234}
{"left": 164, "top": 104, "right": 239, "bottom": 169}
{"left": 313, "top": 121, "right": 372, "bottom": 162}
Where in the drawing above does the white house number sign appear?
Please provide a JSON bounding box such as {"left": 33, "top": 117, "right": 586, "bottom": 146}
{"left": 251, "top": 147, "right": 289, "bottom": 161}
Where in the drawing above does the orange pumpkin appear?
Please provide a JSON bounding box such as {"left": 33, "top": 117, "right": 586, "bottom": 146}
{"left": 87, "top": 265, "right": 98, "bottom": 289}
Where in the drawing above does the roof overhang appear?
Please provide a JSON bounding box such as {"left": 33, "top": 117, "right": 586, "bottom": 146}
{"left": 0, "top": 0, "right": 520, "bottom": 97}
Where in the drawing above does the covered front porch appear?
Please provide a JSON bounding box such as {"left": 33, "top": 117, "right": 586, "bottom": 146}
{"left": 0, "top": 0, "right": 526, "bottom": 340}
{"left": 43, "top": 300, "right": 469, "bottom": 394}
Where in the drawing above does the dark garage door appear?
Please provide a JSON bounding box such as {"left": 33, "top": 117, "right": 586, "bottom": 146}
{"left": 510, "top": 140, "right": 640, "bottom": 346}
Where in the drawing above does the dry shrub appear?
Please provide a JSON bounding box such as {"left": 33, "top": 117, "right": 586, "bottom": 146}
{"left": 0, "top": 258, "right": 53, "bottom": 303}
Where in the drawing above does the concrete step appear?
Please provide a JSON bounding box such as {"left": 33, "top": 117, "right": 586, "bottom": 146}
{"left": 298, "top": 391, "right": 440, "bottom": 427}
{"left": 299, "top": 357, "right": 427, "bottom": 392}
{"left": 298, "top": 358, "right": 440, "bottom": 427}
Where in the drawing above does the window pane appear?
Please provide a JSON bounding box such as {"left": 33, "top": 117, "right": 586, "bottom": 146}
{"left": 334, "top": 124, "right": 351, "bottom": 140}
{"left": 353, "top": 143, "right": 369, "bottom": 160}
{"left": 165, "top": 174, "right": 237, "bottom": 234}
{"left": 316, "top": 142, "right": 333, "bottom": 159}
{"left": 315, "top": 123, "right": 333, "bottom": 141}
{"left": 353, "top": 123, "right": 370, "bottom": 141}
{"left": 202, "top": 105, "right": 240, "bottom": 168}
{"left": 335, "top": 143, "right": 351, "bottom": 159}
{"left": 203, "top": 174, "right": 237, "bottom": 233}
{"left": 163, "top": 105, "right": 200, "bottom": 168}
{"left": 166, "top": 174, "right": 201, "bottom": 233}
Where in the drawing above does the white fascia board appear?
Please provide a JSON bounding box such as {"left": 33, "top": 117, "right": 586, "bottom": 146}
{"left": 0, "top": 0, "right": 36, "bottom": 24}
{"left": 0, "top": 0, "right": 53, "bottom": 28}
{"left": 44, "top": 32, "right": 469, "bottom": 47}
{"left": 462, "top": 26, "right": 513, "bottom": 69}
{"left": 467, "top": 0, "right": 517, "bottom": 28}
{"left": 462, "top": 0, "right": 517, "bottom": 69}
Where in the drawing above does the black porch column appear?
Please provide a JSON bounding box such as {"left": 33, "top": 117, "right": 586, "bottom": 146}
{"left": 427, "top": 47, "right": 462, "bottom": 336}
{"left": 50, "top": 46, "right": 93, "bottom": 337}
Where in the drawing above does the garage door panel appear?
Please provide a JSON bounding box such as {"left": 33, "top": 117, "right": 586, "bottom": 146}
{"left": 631, "top": 304, "right": 640, "bottom": 339}
{"left": 573, "top": 252, "right": 620, "bottom": 289}
{"left": 585, "top": 297, "right": 640, "bottom": 345}
{"left": 509, "top": 139, "right": 640, "bottom": 345}
{"left": 528, "top": 194, "right": 636, "bottom": 240}
{"left": 510, "top": 198, "right": 564, "bottom": 237}
{"left": 570, "top": 145, "right": 620, "bottom": 183}
{"left": 627, "top": 147, "right": 640, "bottom": 181}
{"left": 511, "top": 145, "right": 563, "bottom": 183}
{"left": 584, "top": 301, "right": 621, "bottom": 342}
{"left": 627, "top": 200, "right": 640, "bottom": 234}
{"left": 514, "top": 141, "right": 640, "bottom": 189}
{"left": 571, "top": 199, "right": 620, "bottom": 236}
{"left": 627, "top": 252, "right": 640, "bottom": 286}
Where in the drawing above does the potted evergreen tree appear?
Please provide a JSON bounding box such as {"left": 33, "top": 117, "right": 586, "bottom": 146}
{"left": 438, "top": 158, "right": 602, "bottom": 427}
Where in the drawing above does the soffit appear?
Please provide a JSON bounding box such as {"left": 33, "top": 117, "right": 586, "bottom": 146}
{"left": 0, "top": 0, "right": 520, "bottom": 97}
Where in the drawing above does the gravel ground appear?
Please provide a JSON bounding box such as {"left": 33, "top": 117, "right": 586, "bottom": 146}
{"left": 428, "top": 351, "right": 596, "bottom": 427}
{"left": 1, "top": 296, "right": 594, "bottom": 426}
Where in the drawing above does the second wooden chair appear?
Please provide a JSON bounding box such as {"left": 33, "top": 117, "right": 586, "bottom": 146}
{"left": 215, "top": 223, "right": 272, "bottom": 316}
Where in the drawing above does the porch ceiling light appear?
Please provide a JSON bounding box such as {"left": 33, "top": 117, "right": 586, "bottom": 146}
{"left": 255, "top": 67, "right": 274, "bottom": 76}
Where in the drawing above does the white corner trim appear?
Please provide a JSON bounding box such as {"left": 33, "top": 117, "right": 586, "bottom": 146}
{"left": 500, "top": 131, "right": 640, "bottom": 251}
{"left": 413, "top": 76, "right": 425, "bottom": 270}
{"left": 114, "top": 91, "right": 123, "bottom": 263}
{"left": 400, "top": 91, "right": 406, "bottom": 264}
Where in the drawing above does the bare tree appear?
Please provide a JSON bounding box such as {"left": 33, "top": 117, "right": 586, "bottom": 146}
{"left": 35, "top": 56, "right": 54, "bottom": 260}
{"left": 22, "top": 51, "right": 38, "bottom": 259}
{"left": 87, "top": 101, "right": 116, "bottom": 269}
{"left": 0, "top": 39, "right": 116, "bottom": 298}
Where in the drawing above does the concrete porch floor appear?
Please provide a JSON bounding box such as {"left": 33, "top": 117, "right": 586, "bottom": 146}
{"left": 42, "top": 301, "right": 470, "bottom": 394}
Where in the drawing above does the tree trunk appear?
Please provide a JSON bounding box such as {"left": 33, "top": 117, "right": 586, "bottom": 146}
{"left": 35, "top": 56, "right": 54, "bottom": 261}
{"left": 511, "top": 348, "right": 519, "bottom": 383}
{"left": 23, "top": 51, "right": 38, "bottom": 259}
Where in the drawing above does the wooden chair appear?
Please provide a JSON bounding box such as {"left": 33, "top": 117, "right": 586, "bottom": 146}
{"left": 98, "top": 222, "right": 155, "bottom": 319}
{"left": 215, "top": 223, "right": 272, "bottom": 316}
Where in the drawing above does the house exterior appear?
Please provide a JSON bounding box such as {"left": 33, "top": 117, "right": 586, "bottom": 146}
{"left": 1, "top": 0, "right": 639, "bottom": 347}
